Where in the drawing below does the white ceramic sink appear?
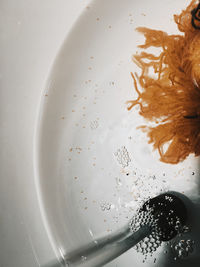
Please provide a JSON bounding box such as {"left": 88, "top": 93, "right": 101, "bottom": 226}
{"left": 35, "top": 0, "right": 200, "bottom": 266}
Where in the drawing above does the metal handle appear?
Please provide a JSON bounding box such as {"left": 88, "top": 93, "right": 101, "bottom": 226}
{"left": 43, "top": 225, "right": 151, "bottom": 267}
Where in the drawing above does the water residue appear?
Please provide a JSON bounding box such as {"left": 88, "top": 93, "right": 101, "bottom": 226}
{"left": 100, "top": 202, "right": 113, "bottom": 211}
{"left": 171, "top": 239, "right": 195, "bottom": 260}
{"left": 129, "top": 201, "right": 195, "bottom": 263}
{"left": 129, "top": 209, "right": 162, "bottom": 259}
{"left": 114, "top": 146, "right": 131, "bottom": 168}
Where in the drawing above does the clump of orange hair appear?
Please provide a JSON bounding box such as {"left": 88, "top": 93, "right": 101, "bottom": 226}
{"left": 128, "top": 0, "right": 200, "bottom": 164}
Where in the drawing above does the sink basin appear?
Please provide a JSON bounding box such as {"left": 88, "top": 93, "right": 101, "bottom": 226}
{"left": 34, "top": 0, "right": 200, "bottom": 266}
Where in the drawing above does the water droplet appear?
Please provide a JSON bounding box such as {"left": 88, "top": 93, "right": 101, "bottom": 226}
{"left": 114, "top": 146, "right": 131, "bottom": 168}
{"left": 81, "top": 256, "right": 87, "bottom": 261}
{"left": 172, "top": 239, "right": 195, "bottom": 260}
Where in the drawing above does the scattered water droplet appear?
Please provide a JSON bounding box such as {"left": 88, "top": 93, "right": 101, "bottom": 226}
{"left": 129, "top": 208, "right": 162, "bottom": 257}
{"left": 114, "top": 146, "right": 131, "bottom": 168}
{"left": 172, "top": 239, "right": 195, "bottom": 260}
{"left": 81, "top": 256, "right": 87, "bottom": 261}
{"left": 100, "top": 202, "right": 112, "bottom": 211}
{"left": 90, "top": 120, "right": 99, "bottom": 130}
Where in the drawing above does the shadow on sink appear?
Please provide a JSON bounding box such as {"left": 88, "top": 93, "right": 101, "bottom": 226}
{"left": 159, "top": 163, "right": 200, "bottom": 267}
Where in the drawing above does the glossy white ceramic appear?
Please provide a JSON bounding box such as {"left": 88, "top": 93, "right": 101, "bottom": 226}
{"left": 35, "top": 0, "right": 200, "bottom": 266}
{"left": 0, "top": 1, "right": 90, "bottom": 267}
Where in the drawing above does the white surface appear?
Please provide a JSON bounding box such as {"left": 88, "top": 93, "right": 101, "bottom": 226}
{"left": 1, "top": 1, "right": 200, "bottom": 267}
{"left": 36, "top": 0, "right": 199, "bottom": 267}
{"left": 0, "top": 1, "right": 90, "bottom": 266}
